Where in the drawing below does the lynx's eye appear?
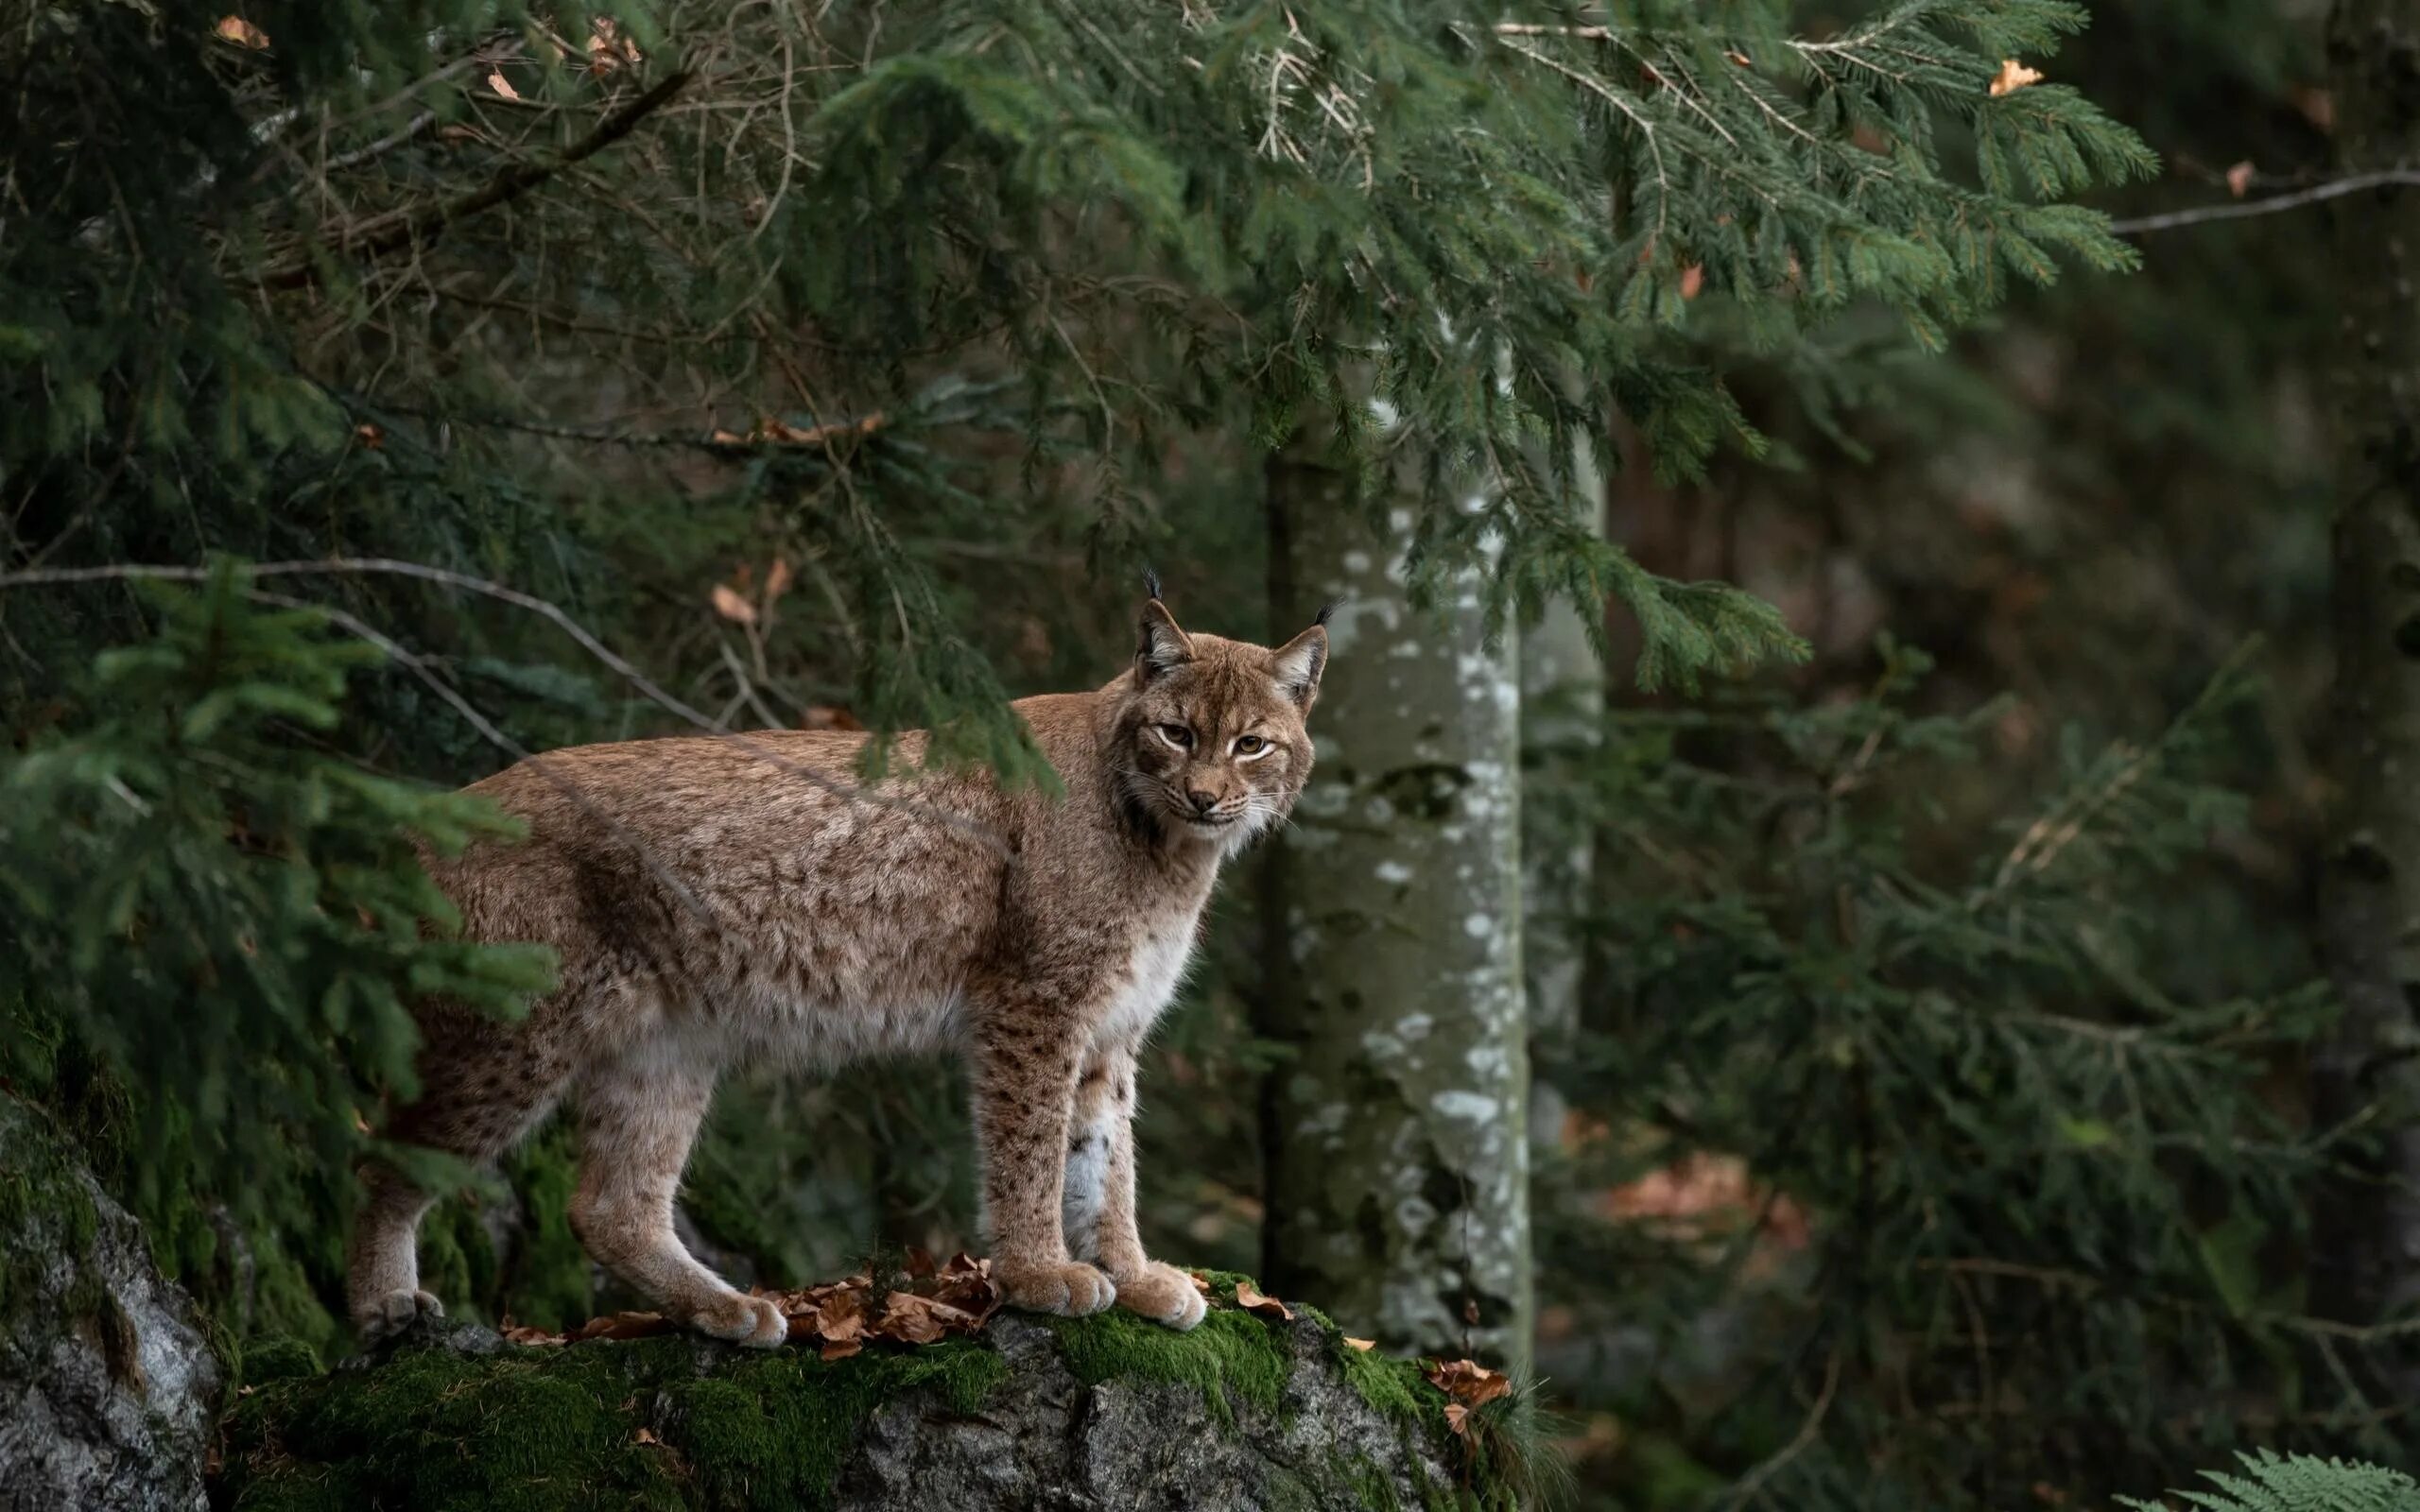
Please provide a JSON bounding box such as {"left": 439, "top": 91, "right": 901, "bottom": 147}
{"left": 1233, "top": 734, "right": 1267, "bottom": 756}
{"left": 1155, "top": 724, "right": 1195, "bottom": 750}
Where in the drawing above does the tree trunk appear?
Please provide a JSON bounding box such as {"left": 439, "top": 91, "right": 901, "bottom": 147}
{"left": 1259, "top": 445, "right": 1533, "bottom": 1370}
{"left": 2313, "top": 0, "right": 2420, "bottom": 1383}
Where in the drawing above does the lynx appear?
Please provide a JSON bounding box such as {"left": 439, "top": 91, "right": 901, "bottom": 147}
{"left": 346, "top": 589, "right": 1328, "bottom": 1346}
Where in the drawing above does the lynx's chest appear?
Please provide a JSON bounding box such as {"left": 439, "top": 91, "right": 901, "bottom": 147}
{"left": 1096, "top": 916, "right": 1201, "bottom": 1047}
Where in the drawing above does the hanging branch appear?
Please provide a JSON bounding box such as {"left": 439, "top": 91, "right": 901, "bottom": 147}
{"left": 252, "top": 68, "right": 692, "bottom": 290}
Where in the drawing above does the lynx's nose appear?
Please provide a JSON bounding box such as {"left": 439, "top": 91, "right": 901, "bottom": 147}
{"left": 1186, "top": 788, "right": 1219, "bottom": 816}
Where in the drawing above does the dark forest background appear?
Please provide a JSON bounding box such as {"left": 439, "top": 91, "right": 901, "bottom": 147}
{"left": 5, "top": 1, "right": 2416, "bottom": 1507}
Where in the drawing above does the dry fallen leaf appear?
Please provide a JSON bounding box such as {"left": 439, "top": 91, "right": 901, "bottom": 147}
{"left": 631, "top": 1427, "right": 660, "bottom": 1446}
{"left": 485, "top": 69, "right": 521, "bottom": 101}
{"left": 1988, "top": 59, "right": 2044, "bottom": 96}
{"left": 710, "top": 583, "right": 757, "bottom": 626}
{"left": 877, "top": 1292, "right": 980, "bottom": 1346}
{"left": 1443, "top": 1402, "right": 1470, "bottom": 1435}
{"left": 2292, "top": 85, "right": 2335, "bottom": 133}
{"left": 1344, "top": 1337, "right": 1376, "bottom": 1352}
{"left": 2226, "top": 161, "right": 2256, "bottom": 198}
{"left": 1186, "top": 1270, "right": 1212, "bottom": 1297}
{"left": 1679, "top": 264, "right": 1705, "bottom": 301}
{"left": 572, "top": 1311, "right": 674, "bottom": 1342}
{"left": 587, "top": 17, "right": 644, "bottom": 72}
{"left": 527, "top": 1256, "right": 1002, "bottom": 1359}
{"left": 765, "top": 557, "right": 794, "bottom": 603}
{"left": 1724, "top": 49, "right": 1753, "bottom": 68}
{"left": 1423, "top": 1358, "right": 1512, "bottom": 1413}
{"left": 1234, "top": 1280, "right": 1293, "bottom": 1322}
{"left": 354, "top": 422, "right": 384, "bottom": 451}
{"left": 216, "top": 16, "right": 269, "bottom": 49}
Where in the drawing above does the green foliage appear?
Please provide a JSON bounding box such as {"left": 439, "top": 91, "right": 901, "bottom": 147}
{"left": 0, "top": 569, "right": 554, "bottom": 1295}
{"left": 2118, "top": 1452, "right": 2420, "bottom": 1512}
{"left": 1536, "top": 643, "right": 2352, "bottom": 1506}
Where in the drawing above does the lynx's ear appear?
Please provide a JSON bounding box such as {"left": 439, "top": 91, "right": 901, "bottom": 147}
{"left": 1270, "top": 611, "right": 1329, "bottom": 713}
{"left": 1136, "top": 596, "right": 1197, "bottom": 685}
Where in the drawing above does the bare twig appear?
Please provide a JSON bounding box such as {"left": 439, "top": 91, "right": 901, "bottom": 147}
{"left": 249, "top": 588, "right": 710, "bottom": 918}
{"left": 1727, "top": 1345, "right": 1843, "bottom": 1507}
{"left": 2107, "top": 169, "right": 2420, "bottom": 235}
{"left": 320, "top": 111, "right": 441, "bottom": 175}
{"left": 336, "top": 388, "right": 889, "bottom": 456}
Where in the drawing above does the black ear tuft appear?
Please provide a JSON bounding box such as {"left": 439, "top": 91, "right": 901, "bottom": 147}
{"left": 1314, "top": 598, "right": 1338, "bottom": 627}
{"left": 1142, "top": 566, "right": 1164, "bottom": 602}
{"left": 1136, "top": 597, "right": 1196, "bottom": 683}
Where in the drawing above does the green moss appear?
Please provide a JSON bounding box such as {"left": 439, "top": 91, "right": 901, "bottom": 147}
{"left": 239, "top": 1334, "right": 323, "bottom": 1385}
{"left": 495, "top": 1128, "right": 592, "bottom": 1332}
{"left": 0, "top": 1093, "right": 104, "bottom": 1334}
{"left": 406, "top": 1126, "right": 596, "bottom": 1333}
{"left": 1046, "top": 1286, "right": 1294, "bottom": 1429}
{"left": 666, "top": 1339, "right": 1006, "bottom": 1511}
{"left": 1352, "top": 1456, "right": 1407, "bottom": 1512}
{"left": 218, "top": 1328, "right": 1009, "bottom": 1512}
{"left": 415, "top": 1197, "right": 495, "bottom": 1314}
{"left": 222, "top": 1335, "right": 692, "bottom": 1512}
{"left": 1336, "top": 1337, "right": 1432, "bottom": 1424}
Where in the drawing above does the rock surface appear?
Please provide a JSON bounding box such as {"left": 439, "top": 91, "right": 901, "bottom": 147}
{"left": 217, "top": 1278, "right": 1506, "bottom": 1511}
{"left": 0, "top": 1094, "right": 226, "bottom": 1512}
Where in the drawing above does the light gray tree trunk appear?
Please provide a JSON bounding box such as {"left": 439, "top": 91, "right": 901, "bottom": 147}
{"left": 2313, "top": 0, "right": 2420, "bottom": 1388}
{"left": 1259, "top": 446, "right": 1532, "bottom": 1370}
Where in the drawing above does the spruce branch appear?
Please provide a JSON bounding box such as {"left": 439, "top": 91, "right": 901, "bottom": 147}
{"left": 252, "top": 68, "right": 693, "bottom": 291}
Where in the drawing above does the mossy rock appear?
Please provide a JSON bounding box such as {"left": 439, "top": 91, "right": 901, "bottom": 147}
{"left": 0, "top": 1091, "right": 226, "bottom": 1512}
{"left": 215, "top": 1277, "right": 1512, "bottom": 1511}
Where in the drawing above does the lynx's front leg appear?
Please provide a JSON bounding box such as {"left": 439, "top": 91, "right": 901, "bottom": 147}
{"left": 1064, "top": 1039, "right": 1206, "bottom": 1331}
{"left": 971, "top": 995, "right": 1116, "bottom": 1317}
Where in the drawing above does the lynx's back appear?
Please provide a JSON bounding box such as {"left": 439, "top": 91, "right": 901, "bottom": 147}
{"left": 426, "top": 725, "right": 1024, "bottom": 1070}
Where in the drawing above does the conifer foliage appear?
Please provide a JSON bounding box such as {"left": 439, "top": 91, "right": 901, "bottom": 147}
{"left": 1539, "top": 644, "right": 2371, "bottom": 1506}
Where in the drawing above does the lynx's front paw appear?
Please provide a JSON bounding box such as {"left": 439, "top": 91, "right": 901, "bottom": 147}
{"left": 995, "top": 1257, "right": 1117, "bottom": 1317}
{"left": 690, "top": 1291, "right": 789, "bottom": 1349}
{"left": 1112, "top": 1262, "right": 1207, "bottom": 1332}
{"left": 356, "top": 1289, "right": 444, "bottom": 1343}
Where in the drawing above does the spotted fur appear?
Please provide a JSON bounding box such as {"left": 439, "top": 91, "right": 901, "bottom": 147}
{"left": 345, "top": 595, "right": 1327, "bottom": 1345}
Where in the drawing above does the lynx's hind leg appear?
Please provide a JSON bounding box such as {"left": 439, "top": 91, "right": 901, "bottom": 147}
{"left": 571, "top": 1044, "right": 784, "bottom": 1349}
{"left": 348, "top": 1019, "right": 574, "bottom": 1342}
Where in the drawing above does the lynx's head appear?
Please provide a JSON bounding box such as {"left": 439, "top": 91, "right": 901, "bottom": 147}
{"left": 1106, "top": 583, "right": 1327, "bottom": 850}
